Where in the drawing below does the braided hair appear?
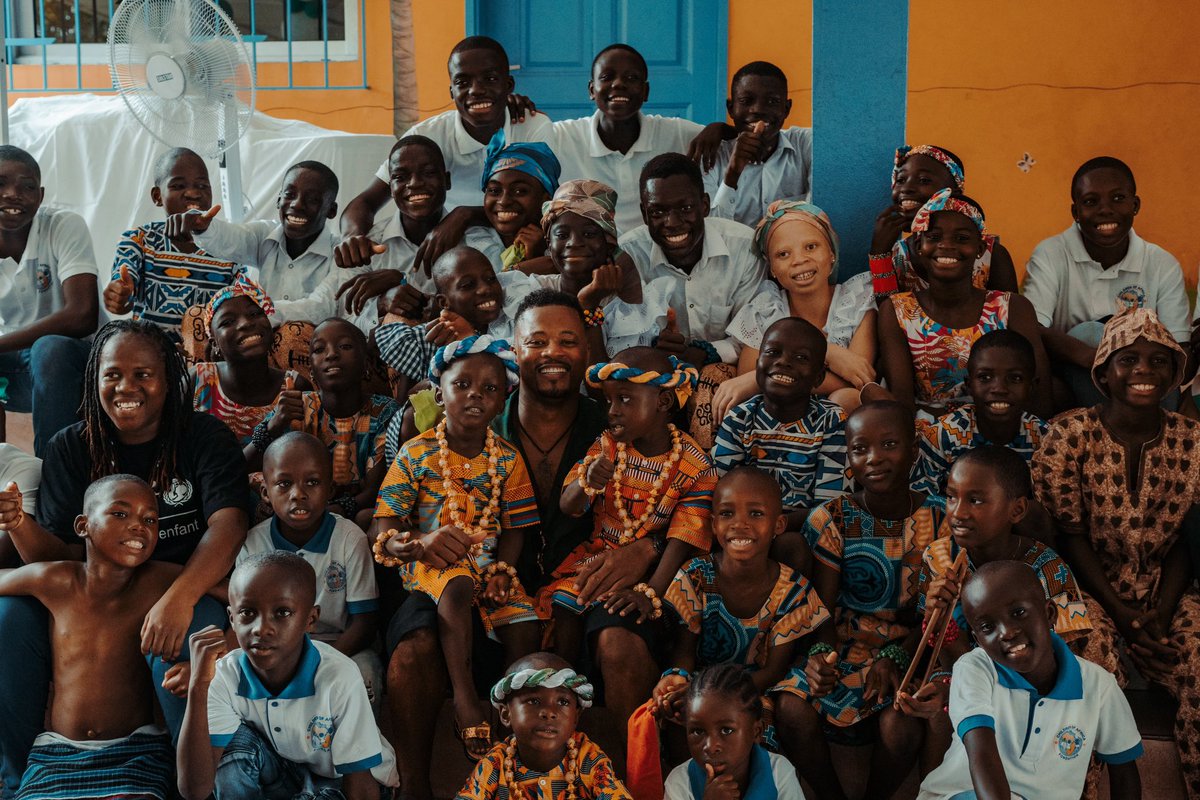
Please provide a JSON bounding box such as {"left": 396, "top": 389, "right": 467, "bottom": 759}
{"left": 81, "top": 320, "right": 192, "bottom": 488}
{"left": 685, "top": 664, "right": 763, "bottom": 720}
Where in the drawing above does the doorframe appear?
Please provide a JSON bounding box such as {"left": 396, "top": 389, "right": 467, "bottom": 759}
{"left": 465, "top": 0, "right": 729, "bottom": 124}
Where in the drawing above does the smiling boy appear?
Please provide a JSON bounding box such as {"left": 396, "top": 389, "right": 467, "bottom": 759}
{"left": 917, "top": 561, "right": 1142, "bottom": 800}
{"left": 703, "top": 61, "right": 814, "bottom": 227}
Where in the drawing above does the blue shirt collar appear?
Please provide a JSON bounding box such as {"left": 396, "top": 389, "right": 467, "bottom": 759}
{"left": 236, "top": 635, "right": 321, "bottom": 700}
{"left": 686, "top": 745, "right": 777, "bottom": 800}
{"left": 993, "top": 632, "right": 1083, "bottom": 700}
{"left": 270, "top": 512, "right": 335, "bottom": 554}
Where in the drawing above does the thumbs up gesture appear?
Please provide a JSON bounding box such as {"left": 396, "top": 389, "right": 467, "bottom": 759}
{"left": 655, "top": 307, "right": 687, "bottom": 355}
{"left": 0, "top": 481, "right": 26, "bottom": 530}
{"left": 165, "top": 204, "right": 221, "bottom": 242}
{"left": 335, "top": 235, "right": 388, "bottom": 269}
{"left": 104, "top": 264, "right": 137, "bottom": 315}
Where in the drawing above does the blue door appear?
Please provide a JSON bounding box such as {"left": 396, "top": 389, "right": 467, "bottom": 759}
{"left": 469, "top": 0, "right": 728, "bottom": 123}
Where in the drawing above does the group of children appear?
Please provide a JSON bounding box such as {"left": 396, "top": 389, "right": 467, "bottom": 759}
{"left": 0, "top": 29, "right": 1196, "bottom": 800}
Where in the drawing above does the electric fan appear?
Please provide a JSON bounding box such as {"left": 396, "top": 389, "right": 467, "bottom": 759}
{"left": 108, "top": 0, "right": 256, "bottom": 221}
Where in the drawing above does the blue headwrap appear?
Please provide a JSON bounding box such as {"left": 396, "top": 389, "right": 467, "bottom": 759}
{"left": 481, "top": 129, "right": 561, "bottom": 195}
{"left": 429, "top": 334, "right": 520, "bottom": 391}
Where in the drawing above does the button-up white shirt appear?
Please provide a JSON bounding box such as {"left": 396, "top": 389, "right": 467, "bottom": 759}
{"left": 552, "top": 111, "right": 703, "bottom": 235}
{"left": 703, "top": 126, "right": 813, "bottom": 227}
{"left": 374, "top": 109, "right": 553, "bottom": 212}
{"left": 619, "top": 216, "right": 766, "bottom": 363}
{"left": 195, "top": 218, "right": 340, "bottom": 305}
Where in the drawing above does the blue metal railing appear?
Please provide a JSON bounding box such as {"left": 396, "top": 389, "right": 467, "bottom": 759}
{"left": 2, "top": 0, "right": 369, "bottom": 92}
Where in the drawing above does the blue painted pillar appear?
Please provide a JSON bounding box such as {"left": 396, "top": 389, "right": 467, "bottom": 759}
{"left": 812, "top": 0, "right": 908, "bottom": 278}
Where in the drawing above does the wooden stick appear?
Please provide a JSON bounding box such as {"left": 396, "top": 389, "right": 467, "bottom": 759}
{"left": 896, "top": 549, "right": 969, "bottom": 703}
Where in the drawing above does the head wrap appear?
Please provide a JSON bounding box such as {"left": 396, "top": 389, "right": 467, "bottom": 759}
{"left": 204, "top": 275, "right": 274, "bottom": 333}
{"left": 429, "top": 334, "right": 520, "bottom": 391}
{"left": 585, "top": 355, "right": 699, "bottom": 408}
{"left": 541, "top": 179, "right": 621, "bottom": 249}
{"left": 910, "top": 188, "right": 985, "bottom": 235}
{"left": 894, "top": 144, "right": 965, "bottom": 192}
{"left": 752, "top": 199, "right": 840, "bottom": 282}
{"left": 1091, "top": 306, "right": 1187, "bottom": 397}
{"left": 490, "top": 667, "right": 594, "bottom": 710}
{"left": 482, "top": 129, "right": 561, "bottom": 196}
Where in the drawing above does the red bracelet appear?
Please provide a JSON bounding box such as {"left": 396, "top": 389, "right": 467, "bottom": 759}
{"left": 869, "top": 253, "right": 899, "bottom": 300}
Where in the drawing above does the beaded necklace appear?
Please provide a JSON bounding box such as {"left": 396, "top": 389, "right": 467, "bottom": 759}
{"left": 501, "top": 735, "right": 579, "bottom": 800}
{"left": 611, "top": 424, "right": 683, "bottom": 546}
{"left": 435, "top": 419, "right": 503, "bottom": 557}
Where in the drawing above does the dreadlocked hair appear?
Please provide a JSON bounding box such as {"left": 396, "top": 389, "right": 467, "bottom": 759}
{"left": 685, "top": 664, "right": 763, "bottom": 720}
{"left": 82, "top": 320, "right": 192, "bottom": 488}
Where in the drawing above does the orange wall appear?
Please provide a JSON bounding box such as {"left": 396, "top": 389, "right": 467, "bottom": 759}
{"left": 907, "top": 0, "right": 1200, "bottom": 286}
{"left": 727, "top": 1, "right": 812, "bottom": 128}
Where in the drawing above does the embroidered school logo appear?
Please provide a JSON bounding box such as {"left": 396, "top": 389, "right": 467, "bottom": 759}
{"left": 161, "top": 479, "right": 194, "bottom": 506}
{"left": 1056, "top": 725, "right": 1086, "bottom": 759}
{"left": 35, "top": 264, "right": 51, "bottom": 293}
{"left": 1115, "top": 285, "right": 1146, "bottom": 312}
{"left": 325, "top": 561, "right": 347, "bottom": 593}
{"left": 307, "top": 715, "right": 335, "bottom": 751}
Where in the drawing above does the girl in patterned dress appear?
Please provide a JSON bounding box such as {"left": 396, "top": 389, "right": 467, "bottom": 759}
{"left": 867, "top": 144, "right": 1018, "bottom": 302}
{"left": 654, "top": 466, "right": 834, "bottom": 798}
{"left": 877, "top": 190, "right": 1049, "bottom": 416}
{"left": 374, "top": 335, "right": 543, "bottom": 762}
{"left": 775, "top": 400, "right": 947, "bottom": 800}
{"left": 1033, "top": 307, "right": 1200, "bottom": 798}
{"left": 190, "top": 277, "right": 309, "bottom": 447}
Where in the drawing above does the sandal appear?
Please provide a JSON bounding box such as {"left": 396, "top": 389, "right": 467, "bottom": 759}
{"left": 455, "top": 720, "right": 492, "bottom": 761}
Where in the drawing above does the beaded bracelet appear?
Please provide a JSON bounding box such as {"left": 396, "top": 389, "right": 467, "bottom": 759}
{"left": 334, "top": 494, "right": 358, "bottom": 519}
{"left": 868, "top": 253, "right": 899, "bottom": 300}
{"left": 660, "top": 667, "right": 691, "bottom": 681}
{"left": 631, "top": 582, "right": 664, "bottom": 620}
{"left": 372, "top": 528, "right": 408, "bottom": 567}
{"left": 250, "top": 420, "right": 276, "bottom": 454}
{"left": 582, "top": 307, "right": 606, "bottom": 328}
{"left": 878, "top": 642, "right": 912, "bottom": 672}
{"left": 807, "top": 642, "right": 835, "bottom": 659}
{"left": 929, "top": 670, "right": 953, "bottom": 683}
{"left": 687, "top": 338, "right": 721, "bottom": 366}
{"left": 922, "top": 615, "right": 961, "bottom": 647}
{"left": 577, "top": 455, "right": 606, "bottom": 496}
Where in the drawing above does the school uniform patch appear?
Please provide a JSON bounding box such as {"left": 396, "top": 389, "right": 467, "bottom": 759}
{"left": 1115, "top": 285, "right": 1146, "bottom": 311}
{"left": 1056, "top": 725, "right": 1086, "bottom": 759}
{"left": 307, "top": 715, "right": 335, "bottom": 751}
{"left": 35, "top": 264, "right": 51, "bottom": 292}
{"left": 325, "top": 561, "right": 347, "bottom": 593}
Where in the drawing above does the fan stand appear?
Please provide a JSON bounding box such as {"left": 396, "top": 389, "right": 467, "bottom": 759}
{"left": 219, "top": 99, "right": 245, "bottom": 223}
{"left": 1, "top": 28, "right": 9, "bottom": 145}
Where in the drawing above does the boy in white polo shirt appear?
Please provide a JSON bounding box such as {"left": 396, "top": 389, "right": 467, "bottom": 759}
{"left": 0, "top": 145, "right": 98, "bottom": 455}
{"left": 703, "top": 61, "right": 814, "bottom": 227}
{"left": 238, "top": 432, "right": 382, "bottom": 709}
{"left": 552, "top": 44, "right": 713, "bottom": 235}
{"left": 917, "top": 561, "right": 1142, "bottom": 800}
{"left": 1022, "top": 156, "right": 1189, "bottom": 407}
{"left": 179, "top": 551, "right": 397, "bottom": 800}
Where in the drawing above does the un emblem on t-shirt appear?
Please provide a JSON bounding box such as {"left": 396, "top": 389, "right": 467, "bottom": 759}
{"left": 325, "top": 562, "right": 347, "bottom": 593}
{"left": 1056, "top": 725, "right": 1086, "bottom": 759}
{"left": 162, "top": 479, "right": 194, "bottom": 506}
{"left": 307, "top": 715, "right": 335, "bottom": 751}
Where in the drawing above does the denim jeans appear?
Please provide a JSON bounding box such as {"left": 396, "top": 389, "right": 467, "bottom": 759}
{"left": 0, "top": 594, "right": 227, "bottom": 798}
{"left": 214, "top": 724, "right": 345, "bottom": 800}
{"left": 0, "top": 336, "right": 90, "bottom": 456}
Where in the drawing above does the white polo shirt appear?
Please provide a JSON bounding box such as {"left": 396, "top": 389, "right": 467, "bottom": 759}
{"left": 618, "top": 216, "right": 766, "bottom": 363}
{"left": 208, "top": 637, "right": 398, "bottom": 786}
{"left": 375, "top": 109, "right": 554, "bottom": 213}
{"left": 0, "top": 206, "right": 97, "bottom": 336}
{"left": 195, "top": 218, "right": 340, "bottom": 305}
{"left": 1022, "top": 224, "right": 1190, "bottom": 341}
{"left": 552, "top": 111, "right": 703, "bottom": 235}
{"left": 703, "top": 127, "right": 814, "bottom": 227}
{"left": 917, "top": 634, "right": 1142, "bottom": 800}
{"left": 238, "top": 513, "right": 378, "bottom": 640}
{"left": 0, "top": 444, "right": 40, "bottom": 515}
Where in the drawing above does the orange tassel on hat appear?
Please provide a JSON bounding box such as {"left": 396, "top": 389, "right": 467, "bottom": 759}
{"left": 626, "top": 699, "right": 664, "bottom": 800}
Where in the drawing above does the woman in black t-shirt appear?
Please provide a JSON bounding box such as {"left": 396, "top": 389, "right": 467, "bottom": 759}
{"left": 0, "top": 320, "right": 249, "bottom": 790}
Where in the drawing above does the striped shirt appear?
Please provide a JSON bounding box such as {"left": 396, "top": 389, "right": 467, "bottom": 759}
{"left": 112, "top": 221, "right": 242, "bottom": 331}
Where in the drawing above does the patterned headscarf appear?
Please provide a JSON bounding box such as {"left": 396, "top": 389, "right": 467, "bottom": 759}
{"left": 481, "top": 129, "right": 561, "bottom": 195}
{"left": 894, "top": 144, "right": 965, "bottom": 192}
{"left": 910, "top": 188, "right": 985, "bottom": 235}
{"left": 586, "top": 356, "right": 700, "bottom": 407}
{"left": 752, "top": 199, "right": 840, "bottom": 282}
{"left": 1091, "top": 306, "right": 1187, "bottom": 397}
{"left": 541, "top": 179, "right": 621, "bottom": 250}
{"left": 490, "top": 667, "right": 594, "bottom": 710}
{"left": 429, "top": 334, "right": 520, "bottom": 391}
{"left": 204, "top": 275, "right": 274, "bottom": 333}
